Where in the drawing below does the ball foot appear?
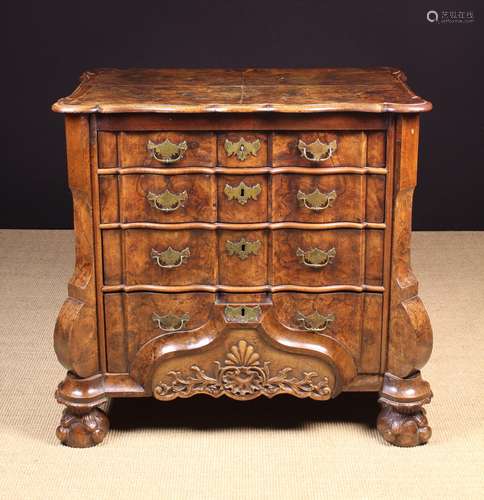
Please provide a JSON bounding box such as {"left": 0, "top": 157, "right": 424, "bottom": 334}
{"left": 56, "top": 406, "right": 109, "bottom": 448}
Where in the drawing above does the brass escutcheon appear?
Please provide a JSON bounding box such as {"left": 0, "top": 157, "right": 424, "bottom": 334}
{"left": 147, "top": 138, "right": 188, "bottom": 163}
{"left": 224, "top": 305, "right": 262, "bottom": 323}
{"left": 224, "top": 137, "right": 261, "bottom": 161}
{"left": 152, "top": 312, "right": 190, "bottom": 332}
{"left": 225, "top": 237, "right": 261, "bottom": 260}
{"left": 297, "top": 189, "right": 337, "bottom": 211}
{"left": 296, "top": 247, "right": 336, "bottom": 268}
{"left": 151, "top": 247, "right": 190, "bottom": 268}
{"left": 296, "top": 311, "right": 335, "bottom": 332}
{"left": 224, "top": 181, "right": 261, "bottom": 205}
{"left": 297, "top": 138, "right": 337, "bottom": 162}
{"left": 146, "top": 189, "right": 188, "bottom": 212}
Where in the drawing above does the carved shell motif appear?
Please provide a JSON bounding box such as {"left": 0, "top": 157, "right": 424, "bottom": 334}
{"left": 153, "top": 340, "right": 332, "bottom": 401}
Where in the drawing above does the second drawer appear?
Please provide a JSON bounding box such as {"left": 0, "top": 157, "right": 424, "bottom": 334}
{"left": 100, "top": 172, "right": 385, "bottom": 224}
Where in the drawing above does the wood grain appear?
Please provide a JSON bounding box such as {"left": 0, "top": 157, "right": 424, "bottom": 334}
{"left": 117, "top": 174, "right": 216, "bottom": 223}
{"left": 52, "top": 68, "right": 432, "bottom": 114}
{"left": 273, "top": 131, "right": 370, "bottom": 167}
{"left": 53, "top": 68, "right": 433, "bottom": 447}
{"left": 272, "top": 229, "right": 383, "bottom": 287}
{"left": 119, "top": 131, "right": 216, "bottom": 167}
{"left": 272, "top": 173, "right": 385, "bottom": 223}
{"left": 272, "top": 292, "right": 383, "bottom": 373}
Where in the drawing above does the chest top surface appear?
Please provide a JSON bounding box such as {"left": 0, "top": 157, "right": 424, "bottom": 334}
{"left": 52, "top": 67, "right": 431, "bottom": 114}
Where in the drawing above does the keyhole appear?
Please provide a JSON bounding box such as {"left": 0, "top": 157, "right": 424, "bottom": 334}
{"left": 241, "top": 307, "right": 245, "bottom": 317}
{"left": 240, "top": 187, "right": 245, "bottom": 197}
{"left": 241, "top": 244, "right": 246, "bottom": 252}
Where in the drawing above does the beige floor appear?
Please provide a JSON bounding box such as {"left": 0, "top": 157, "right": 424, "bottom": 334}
{"left": 0, "top": 230, "right": 483, "bottom": 500}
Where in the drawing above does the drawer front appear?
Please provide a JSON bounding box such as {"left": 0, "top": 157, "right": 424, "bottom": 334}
{"left": 218, "top": 132, "right": 268, "bottom": 167}
{"left": 218, "top": 174, "right": 268, "bottom": 223}
{"left": 99, "top": 172, "right": 384, "bottom": 225}
{"left": 103, "top": 174, "right": 216, "bottom": 223}
{"left": 104, "top": 291, "right": 383, "bottom": 374}
{"left": 118, "top": 132, "right": 216, "bottom": 167}
{"left": 103, "top": 229, "right": 217, "bottom": 286}
{"left": 105, "top": 292, "right": 215, "bottom": 372}
{"left": 273, "top": 292, "right": 383, "bottom": 373}
{"left": 272, "top": 229, "right": 383, "bottom": 286}
{"left": 102, "top": 228, "right": 383, "bottom": 287}
{"left": 272, "top": 173, "right": 385, "bottom": 223}
{"left": 218, "top": 230, "right": 268, "bottom": 286}
{"left": 273, "top": 131, "right": 385, "bottom": 167}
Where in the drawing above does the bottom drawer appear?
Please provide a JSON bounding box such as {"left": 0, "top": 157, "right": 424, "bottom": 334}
{"left": 105, "top": 291, "right": 382, "bottom": 375}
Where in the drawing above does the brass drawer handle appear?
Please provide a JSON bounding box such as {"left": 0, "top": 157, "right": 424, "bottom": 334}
{"left": 225, "top": 237, "right": 261, "bottom": 260}
{"left": 152, "top": 312, "right": 190, "bottom": 332}
{"left": 297, "top": 189, "right": 337, "bottom": 211}
{"left": 297, "top": 311, "right": 335, "bottom": 332}
{"left": 224, "top": 305, "right": 262, "bottom": 323}
{"left": 296, "top": 247, "right": 336, "bottom": 268}
{"left": 298, "top": 139, "right": 337, "bottom": 162}
{"left": 224, "top": 137, "right": 261, "bottom": 161}
{"left": 146, "top": 190, "right": 188, "bottom": 212}
{"left": 147, "top": 139, "right": 188, "bottom": 163}
{"left": 151, "top": 247, "right": 190, "bottom": 268}
{"left": 224, "top": 181, "right": 261, "bottom": 205}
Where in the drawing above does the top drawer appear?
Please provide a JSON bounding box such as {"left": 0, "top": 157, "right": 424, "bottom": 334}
{"left": 101, "top": 132, "right": 217, "bottom": 168}
{"left": 273, "top": 131, "right": 385, "bottom": 168}
{"left": 97, "top": 129, "right": 386, "bottom": 169}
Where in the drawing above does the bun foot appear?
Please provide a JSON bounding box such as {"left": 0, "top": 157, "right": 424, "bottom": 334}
{"left": 377, "top": 405, "right": 431, "bottom": 447}
{"left": 377, "top": 371, "right": 433, "bottom": 447}
{"left": 56, "top": 407, "right": 109, "bottom": 448}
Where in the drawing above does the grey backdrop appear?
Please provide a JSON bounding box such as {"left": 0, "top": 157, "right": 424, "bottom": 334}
{"left": 2, "top": 0, "right": 483, "bottom": 229}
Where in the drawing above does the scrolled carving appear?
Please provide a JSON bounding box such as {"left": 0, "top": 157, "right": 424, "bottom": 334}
{"left": 153, "top": 340, "right": 332, "bottom": 401}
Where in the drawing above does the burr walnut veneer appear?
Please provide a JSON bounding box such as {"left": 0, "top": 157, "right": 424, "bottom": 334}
{"left": 52, "top": 68, "right": 433, "bottom": 447}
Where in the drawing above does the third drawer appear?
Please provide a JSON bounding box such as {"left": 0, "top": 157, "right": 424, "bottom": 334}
{"left": 102, "top": 228, "right": 384, "bottom": 288}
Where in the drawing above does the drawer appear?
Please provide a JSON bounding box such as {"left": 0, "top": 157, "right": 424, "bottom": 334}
{"left": 272, "top": 173, "right": 385, "bottom": 223}
{"left": 272, "top": 229, "right": 383, "bottom": 286}
{"left": 272, "top": 131, "right": 385, "bottom": 167}
{"left": 100, "top": 174, "right": 216, "bottom": 223}
{"left": 218, "top": 174, "right": 268, "bottom": 223}
{"left": 117, "top": 132, "right": 216, "bottom": 167}
{"left": 104, "top": 291, "right": 382, "bottom": 374}
{"left": 103, "top": 229, "right": 217, "bottom": 286}
{"left": 218, "top": 230, "right": 268, "bottom": 286}
{"left": 272, "top": 292, "right": 383, "bottom": 373}
{"left": 217, "top": 132, "right": 268, "bottom": 167}
{"left": 104, "top": 292, "right": 215, "bottom": 372}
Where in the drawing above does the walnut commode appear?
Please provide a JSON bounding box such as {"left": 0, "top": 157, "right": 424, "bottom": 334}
{"left": 52, "top": 68, "right": 433, "bottom": 447}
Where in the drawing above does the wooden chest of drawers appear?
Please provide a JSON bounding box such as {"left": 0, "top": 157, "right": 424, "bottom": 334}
{"left": 52, "top": 68, "right": 433, "bottom": 447}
